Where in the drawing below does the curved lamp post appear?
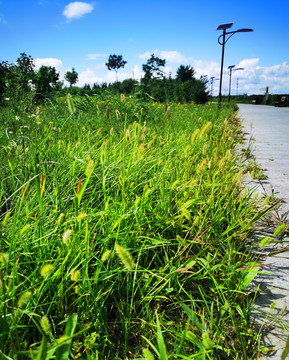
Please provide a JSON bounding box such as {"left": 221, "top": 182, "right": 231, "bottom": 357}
{"left": 228, "top": 65, "right": 244, "bottom": 102}
{"left": 217, "top": 23, "right": 253, "bottom": 104}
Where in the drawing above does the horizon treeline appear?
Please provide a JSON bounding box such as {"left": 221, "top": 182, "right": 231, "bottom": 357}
{"left": 0, "top": 52, "right": 209, "bottom": 105}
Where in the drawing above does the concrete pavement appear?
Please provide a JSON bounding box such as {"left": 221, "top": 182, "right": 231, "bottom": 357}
{"left": 238, "top": 104, "right": 289, "bottom": 359}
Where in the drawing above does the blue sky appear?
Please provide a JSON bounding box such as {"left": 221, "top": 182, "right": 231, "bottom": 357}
{"left": 1, "top": 0, "right": 289, "bottom": 94}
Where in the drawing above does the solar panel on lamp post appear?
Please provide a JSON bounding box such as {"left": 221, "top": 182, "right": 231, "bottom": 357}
{"left": 217, "top": 23, "right": 253, "bottom": 104}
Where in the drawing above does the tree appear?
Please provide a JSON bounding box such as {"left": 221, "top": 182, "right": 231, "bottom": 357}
{"left": 105, "top": 54, "right": 127, "bottom": 84}
{"left": 15, "top": 52, "right": 35, "bottom": 92}
{"left": 177, "top": 77, "right": 209, "bottom": 104}
{"left": 119, "top": 78, "right": 138, "bottom": 94}
{"left": 32, "top": 65, "right": 62, "bottom": 102}
{"left": 176, "top": 65, "right": 195, "bottom": 82}
{"left": 142, "top": 54, "right": 166, "bottom": 83}
{"left": 0, "top": 53, "right": 36, "bottom": 105}
{"left": 64, "top": 68, "right": 78, "bottom": 87}
{"left": 0, "top": 61, "right": 9, "bottom": 103}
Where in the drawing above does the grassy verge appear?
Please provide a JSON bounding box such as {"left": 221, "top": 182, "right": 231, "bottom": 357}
{"left": 0, "top": 95, "right": 271, "bottom": 359}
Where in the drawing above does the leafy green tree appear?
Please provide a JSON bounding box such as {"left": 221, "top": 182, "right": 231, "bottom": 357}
{"left": 15, "top": 52, "right": 35, "bottom": 92}
{"left": 142, "top": 54, "right": 166, "bottom": 83}
{"left": 119, "top": 78, "right": 138, "bottom": 94}
{"left": 177, "top": 77, "right": 209, "bottom": 103}
{"left": 176, "top": 65, "right": 195, "bottom": 82}
{"left": 64, "top": 68, "right": 78, "bottom": 87}
{"left": 32, "top": 65, "right": 62, "bottom": 102}
{"left": 0, "top": 53, "right": 36, "bottom": 106}
{"left": 0, "top": 61, "right": 9, "bottom": 103}
{"left": 105, "top": 54, "right": 127, "bottom": 84}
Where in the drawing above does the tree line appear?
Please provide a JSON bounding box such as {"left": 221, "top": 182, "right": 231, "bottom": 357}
{"left": 0, "top": 52, "right": 209, "bottom": 105}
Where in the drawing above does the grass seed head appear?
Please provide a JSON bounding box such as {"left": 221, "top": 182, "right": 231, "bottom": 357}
{"left": 115, "top": 109, "right": 121, "bottom": 119}
{"left": 77, "top": 213, "right": 87, "bottom": 222}
{"left": 2, "top": 211, "right": 10, "bottom": 226}
{"left": 101, "top": 250, "right": 111, "bottom": 262}
{"left": 40, "top": 263, "right": 54, "bottom": 279}
{"left": 105, "top": 107, "right": 109, "bottom": 120}
{"left": 70, "top": 269, "right": 81, "bottom": 282}
{"left": 0, "top": 253, "right": 9, "bottom": 266}
{"left": 62, "top": 229, "right": 72, "bottom": 244}
{"left": 20, "top": 224, "right": 30, "bottom": 236}
{"left": 18, "top": 291, "right": 32, "bottom": 309}
{"left": 116, "top": 244, "right": 135, "bottom": 270}
{"left": 56, "top": 213, "right": 64, "bottom": 225}
{"left": 85, "top": 160, "right": 94, "bottom": 177}
{"left": 39, "top": 173, "right": 45, "bottom": 195}
{"left": 41, "top": 316, "right": 51, "bottom": 336}
{"left": 76, "top": 179, "right": 82, "bottom": 196}
{"left": 273, "top": 223, "right": 286, "bottom": 237}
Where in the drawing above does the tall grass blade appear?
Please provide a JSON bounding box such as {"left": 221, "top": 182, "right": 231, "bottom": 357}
{"left": 55, "top": 313, "right": 78, "bottom": 360}
{"left": 67, "top": 93, "right": 75, "bottom": 115}
{"left": 282, "top": 336, "right": 289, "bottom": 359}
{"left": 156, "top": 314, "right": 168, "bottom": 360}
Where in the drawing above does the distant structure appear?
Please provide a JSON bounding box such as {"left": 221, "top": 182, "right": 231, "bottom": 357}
{"left": 265, "top": 86, "right": 269, "bottom": 105}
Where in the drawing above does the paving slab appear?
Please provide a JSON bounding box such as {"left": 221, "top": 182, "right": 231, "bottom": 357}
{"left": 238, "top": 104, "right": 289, "bottom": 359}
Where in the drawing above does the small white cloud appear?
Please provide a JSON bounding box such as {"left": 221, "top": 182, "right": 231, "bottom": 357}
{"left": 138, "top": 50, "right": 191, "bottom": 64}
{"left": 86, "top": 53, "right": 108, "bottom": 61}
{"left": 78, "top": 68, "right": 103, "bottom": 86}
{"left": 236, "top": 58, "right": 259, "bottom": 71}
{"left": 63, "top": 2, "right": 93, "bottom": 21}
{"left": 138, "top": 50, "right": 159, "bottom": 60}
{"left": 0, "top": 14, "right": 7, "bottom": 24}
{"left": 159, "top": 51, "right": 190, "bottom": 64}
{"left": 193, "top": 60, "right": 220, "bottom": 79}
{"left": 77, "top": 67, "right": 138, "bottom": 87}
{"left": 131, "top": 65, "right": 142, "bottom": 80}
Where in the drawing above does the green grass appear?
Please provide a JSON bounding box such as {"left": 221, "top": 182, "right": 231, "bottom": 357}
{"left": 0, "top": 94, "right": 273, "bottom": 359}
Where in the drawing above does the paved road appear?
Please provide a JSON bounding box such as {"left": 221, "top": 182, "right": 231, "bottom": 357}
{"left": 238, "top": 104, "right": 289, "bottom": 359}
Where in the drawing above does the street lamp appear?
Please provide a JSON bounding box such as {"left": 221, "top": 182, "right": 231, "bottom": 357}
{"left": 228, "top": 65, "right": 244, "bottom": 102}
{"left": 210, "top": 76, "right": 219, "bottom": 102}
{"left": 217, "top": 22, "right": 253, "bottom": 104}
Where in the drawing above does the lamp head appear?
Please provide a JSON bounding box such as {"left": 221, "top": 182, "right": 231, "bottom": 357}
{"left": 236, "top": 28, "right": 253, "bottom": 32}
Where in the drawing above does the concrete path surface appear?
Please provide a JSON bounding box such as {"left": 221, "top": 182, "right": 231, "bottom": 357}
{"left": 238, "top": 104, "right": 289, "bottom": 359}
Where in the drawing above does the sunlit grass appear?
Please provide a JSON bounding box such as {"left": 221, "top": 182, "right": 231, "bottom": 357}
{"left": 0, "top": 94, "right": 272, "bottom": 359}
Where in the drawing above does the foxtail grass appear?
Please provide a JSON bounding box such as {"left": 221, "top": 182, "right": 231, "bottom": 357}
{"left": 0, "top": 95, "right": 272, "bottom": 359}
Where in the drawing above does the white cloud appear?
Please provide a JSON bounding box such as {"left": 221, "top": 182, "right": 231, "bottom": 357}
{"left": 220, "top": 58, "right": 289, "bottom": 95}
{"left": 63, "top": 2, "right": 93, "bottom": 21}
{"left": 159, "top": 51, "right": 190, "bottom": 64}
{"left": 78, "top": 68, "right": 103, "bottom": 86}
{"left": 138, "top": 50, "right": 159, "bottom": 60}
{"left": 138, "top": 50, "right": 190, "bottom": 64}
{"left": 193, "top": 60, "right": 220, "bottom": 79}
{"left": 131, "top": 65, "right": 142, "bottom": 80}
{"left": 76, "top": 65, "right": 143, "bottom": 87}
{"left": 86, "top": 53, "right": 108, "bottom": 61}
{"left": 0, "top": 14, "right": 7, "bottom": 24}
{"left": 236, "top": 58, "right": 259, "bottom": 72}
{"left": 34, "top": 58, "right": 65, "bottom": 76}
